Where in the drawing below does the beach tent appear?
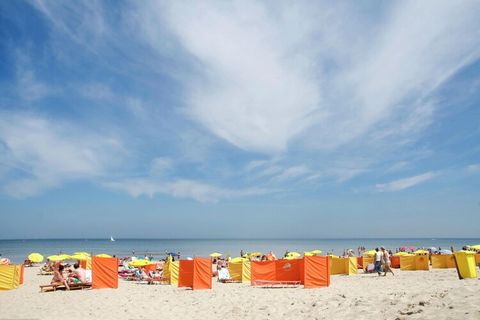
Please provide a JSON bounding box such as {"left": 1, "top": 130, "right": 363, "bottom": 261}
{"left": 250, "top": 257, "right": 330, "bottom": 289}
{"left": 178, "top": 257, "right": 212, "bottom": 290}
{"left": 476, "top": 254, "right": 480, "bottom": 265}
{"left": 92, "top": 257, "right": 118, "bottom": 289}
{"left": 330, "top": 257, "right": 357, "bottom": 275}
{"left": 228, "top": 260, "right": 251, "bottom": 283}
{"left": 80, "top": 257, "right": 92, "bottom": 270}
{"left": 163, "top": 258, "right": 179, "bottom": 285}
{"left": 357, "top": 257, "right": 363, "bottom": 269}
{"left": 431, "top": 255, "right": 456, "bottom": 269}
{"left": 453, "top": 251, "right": 477, "bottom": 279}
{"left": 0, "top": 265, "right": 21, "bottom": 290}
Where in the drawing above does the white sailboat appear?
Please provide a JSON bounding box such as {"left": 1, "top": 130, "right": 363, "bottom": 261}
{"left": 110, "top": 236, "right": 115, "bottom": 242}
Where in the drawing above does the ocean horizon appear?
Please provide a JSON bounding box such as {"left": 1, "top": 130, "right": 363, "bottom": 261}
{"left": 2, "top": 237, "right": 478, "bottom": 264}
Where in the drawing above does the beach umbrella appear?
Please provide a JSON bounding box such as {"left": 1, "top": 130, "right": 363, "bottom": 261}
{"left": 209, "top": 252, "right": 222, "bottom": 258}
{"left": 413, "top": 249, "right": 429, "bottom": 255}
{"left": 304, "top": 251, "right": 315, "bottom": 256}
{"left": 363, "top": 250, "right": 377, "bottom": 256}
{"left": 230, "top": 257, "right": 248, "bottom": 263}
{"left": 96, "top": 253, "right": 112, "bottom": 258}
{"left": 469, "top": 244, "right": 480, "bottom": 250}
{"left": 310, "top": 249, "right": 322, "bottom": 254}
{"left": 129, "top": 259, "right": 151, "bottom": 267}
{"left": 47, "top": 255, "right": 63, "bottom": 262}
{"left": 74, "top": 252, "right": 90, "bottom": 256}
{"left": 248, "top": 252, "right": 262, "bottom": 257}
{"left": 70, "top": 253, "right": 89, "bottom": 260}
{"left": 394, "top": 252, "right": 410, "bottom": 256}
{"left": 28, "top": 253, "right": 44, "bottom": 263}
{"left": 286, "top": 252, "right": 301, "bottom": 258}
{"left": 58, "top": 254, "right": 72, "bottom": 260}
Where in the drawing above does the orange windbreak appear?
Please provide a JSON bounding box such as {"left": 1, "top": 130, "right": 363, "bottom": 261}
{"left": 303, "top": 256, "right": 330, "bottom": 288}
{"left": 390, "top": 256, "right": 400, "bottom": 268}
{"left": 357, "top": 256, "right": 363, "bottom": 269}
{"left": 19, "top": 265, "right": 24, "bottom": 285}
{"left": 92, "top": 257, "right": 118, "bottom": 289}
{"left": 275, "top": 259, "right": 301, "bottom": 282}
{"left": 250, "top": 261, "right": 276, "bottom": 285}
{"left": 178, "top": 260, "right": 194, "bottom": 288}
{"left": 192, "top": 258, "right": 212, "bottom": 290}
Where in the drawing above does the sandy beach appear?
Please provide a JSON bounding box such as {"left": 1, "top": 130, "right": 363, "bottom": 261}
{"left": 0, "top": 267, "right": 478, "bottom": 320}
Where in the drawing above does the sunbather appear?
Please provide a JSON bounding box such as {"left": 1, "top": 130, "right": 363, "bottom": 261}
{"left": 68, "top": 263, "right": 87, "bottom": 284}
{"left": 51, "top": 265, "right": 69, "bottom": 290}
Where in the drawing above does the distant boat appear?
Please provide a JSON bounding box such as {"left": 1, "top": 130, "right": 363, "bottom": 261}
{"left": 110, "top": 236, "right": 115, "bottom": 242}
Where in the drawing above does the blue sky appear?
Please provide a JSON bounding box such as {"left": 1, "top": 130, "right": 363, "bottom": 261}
{"left": 0, "top": 0, "right": 479, "bottom": 239}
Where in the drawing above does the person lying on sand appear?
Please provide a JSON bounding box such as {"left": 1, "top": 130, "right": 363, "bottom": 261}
{"left": 51, "top": 265, "right": 69, "bottom": 290}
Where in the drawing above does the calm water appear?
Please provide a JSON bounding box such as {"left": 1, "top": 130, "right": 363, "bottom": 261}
{"left": 1, "top": 238, "right": 479, "bottom": 264}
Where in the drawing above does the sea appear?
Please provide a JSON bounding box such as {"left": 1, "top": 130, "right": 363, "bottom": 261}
{"left": 1, "top": 238, "right": 479, "bottom": 264}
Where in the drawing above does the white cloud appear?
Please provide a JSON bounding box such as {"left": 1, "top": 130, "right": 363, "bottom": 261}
{"left": 0, "top": 113, "right": 124, "bottom": 198}
{"left": 376, "top": 172, "right": 439, "bottom": 192}
{"left": 466, "top": 164, "right": 480, "bottom": 174}
{"left": 272, "top": 165, "right": 310, "bottom": 182}
{"left": 104, "top": 178, "right": 271, "bottom": 203}
{"left": 134, "top": 1, "right": 480, "bottom": 157}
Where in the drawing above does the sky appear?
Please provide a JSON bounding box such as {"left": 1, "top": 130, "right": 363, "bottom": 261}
{"left": 0, "top": 0, "right": 479, "bottom": 239}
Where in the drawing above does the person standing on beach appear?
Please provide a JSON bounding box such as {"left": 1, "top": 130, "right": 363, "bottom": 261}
{"left": 381, "top": 247, "right": 394, "bottom": 276}
{"left": 374, "top": 248, "right": 382, "bottom": 276}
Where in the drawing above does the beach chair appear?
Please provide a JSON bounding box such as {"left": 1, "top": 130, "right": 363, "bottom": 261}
{"left": 39, "top": 283, "right": 91, "bottom": 292}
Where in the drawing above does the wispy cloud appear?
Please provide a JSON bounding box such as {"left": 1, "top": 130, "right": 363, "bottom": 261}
{"left": 466, "top": 164, "right": 480, "bottom": 175}
{"left": 104, "top": 178, "right": 272, "bottom": 203}
{"left": 0, "top": 112, "right": 124, "bottom": 198}
{"left": 376, "top": 172, "right": 439, "bottom": 192}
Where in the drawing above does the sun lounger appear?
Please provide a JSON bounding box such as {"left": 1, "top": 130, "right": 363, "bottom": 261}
{"left": 252, "top": 280, "right": 301, "bottom": 288}
{"left": 40, "top": 283, "right": 91, "bottom": 292}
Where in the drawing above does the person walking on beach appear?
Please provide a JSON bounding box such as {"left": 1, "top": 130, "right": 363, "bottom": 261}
{"left": 381, "top": 247, "right": 394, "bottom": 276}
{"left": 374, "top": 248, "right": 382, "bottom": 276}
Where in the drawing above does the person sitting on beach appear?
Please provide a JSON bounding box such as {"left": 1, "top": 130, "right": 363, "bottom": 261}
{"left": 68, "top": 263, "right": 87, "bottom": 284}
{"left": 381, "top": 247, "right": 394, "bottom": 276}
{"left": 51, "top": 265, "right": 69, "bottom": 289}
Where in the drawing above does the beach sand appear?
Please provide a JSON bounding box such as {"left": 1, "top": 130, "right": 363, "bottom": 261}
{"left": 0, "top": 267, "right": 479, "bottom": 320}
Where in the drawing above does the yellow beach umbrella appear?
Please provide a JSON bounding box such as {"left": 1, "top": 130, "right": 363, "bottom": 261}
{"left": 47, "top": 255, "right": 63, "bottom": 262}
{"left": 413, "top": 249, "right": 429, "bottom": 255}
{"left": 230, "top": 257, "right": 247, "bottom": 263}
{"left": 70, "top": 253, "right": 89, "bottom": 260}
{"left": 310, "top": 249, "right": 322, "bottom": 254}
{"left": 287, "top": 252, "right": 301, "bottom": 258}
{"left": 248, "top": 252, "right": 262, "bottom": 257}
{"left": 363, "top": 250, "right": 377, "bottom": 257}
{"left": 74, "top": 252, "right": 90, "bottom": 256}
{"left": 28, "top": 253, "right": 44, "bottom": 263}
{"left": 129, "top": 259, "right": 151, "bottom": 267}
{"left": 209, "top": 252, "right": 222, "bottom": 258}
{"left": 394, "top": 252, "right": 410, "bottom": 256}
{"left": 96, "top": 253, "right": 112, "bottom": 258}
{"left": 304, "top": 251, "right": 315, "bottom": 256}
{"left": 469, "top": 244, "right": 480, "bottom": 250}
{"left": 59, "top": 254, "right": 72, "bottom": 261}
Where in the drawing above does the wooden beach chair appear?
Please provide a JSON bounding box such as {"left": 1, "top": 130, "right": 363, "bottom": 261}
{"left": 39, "top": 283, "right": 91, "bottom": 292}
